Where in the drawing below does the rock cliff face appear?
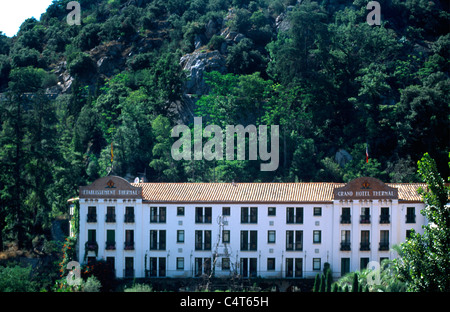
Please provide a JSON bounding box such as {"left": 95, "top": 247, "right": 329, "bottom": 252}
{"left": 180, "top": 50, "right": 227, "bottom": 96}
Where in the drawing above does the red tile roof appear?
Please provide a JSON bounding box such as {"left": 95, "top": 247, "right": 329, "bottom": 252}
{"left": 131, "top": 182, "right": 425, "bottom": 203}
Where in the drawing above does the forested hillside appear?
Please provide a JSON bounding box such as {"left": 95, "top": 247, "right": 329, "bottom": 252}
{"left": 0, "top": 0, "right": 448, "bottom": 249}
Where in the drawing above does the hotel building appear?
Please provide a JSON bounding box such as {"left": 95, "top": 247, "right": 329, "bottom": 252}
{"left": 72, "top": 176, "right": 426, "bottom": 279}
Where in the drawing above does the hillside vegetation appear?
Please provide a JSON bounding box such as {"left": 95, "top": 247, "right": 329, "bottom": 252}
{"left": 0, "top": 0, "right": 448, "bottom": 249}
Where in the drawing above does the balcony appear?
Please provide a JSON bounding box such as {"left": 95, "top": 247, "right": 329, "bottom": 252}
{"left": 379, "top": 214, "right": 390, "bottom": 224}
{"left": 406, "top": 214, "right": 416, "bottom": 224}
{"left": 87, "top": 213, "right": 97, "bottom": 223}
{"left": 105, "top": 241, "right": 116, "bottom": 251}
{"left": 124, "top": 213, "right": 135, "bottom": 223}
{"left": 85, "top": 241, "right": 98, "bottom": 252}
{"left": 105, "top": 213, "right": 116, "bottom": 223}
{"left": 195, "top": 242, "right": 212, "bottom": 251}
{"left": 379, "top": 242, "right": 389, "bottom": 251}
{"left": 340, "top": 215, "right": 351, "bottom": 224}
{"left": 360, "top": 242, "right": 370, "bottom": 251}
{"left": 124, "top": 241, "right": 134, "bottom": 250}
{"left": 340, "top": 242, "right": 351, "bottom": 251}
{"left": 360, "top": 215, "right": 371, "bottom": 224}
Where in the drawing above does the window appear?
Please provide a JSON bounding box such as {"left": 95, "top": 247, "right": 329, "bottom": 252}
{"left": 341, "top": 207, "right": 351, "bottom": 224}
{"left": 240, "top": 258, "right": 257, "bottom": 278}
{"left": 150, "top": 230, "right": 166, "bottom": 250}
{"left": 195, "top": 230, "right": 211, "bottom": 250}
{"left": 313, "top": 207, "right": 322, "bottom": 216}
{"left": 106, "top": 257, "right": 115, "bottom": 272}
{"left": 340, "top": 230, "right": 351, "bottom": 251}
{"left": 124, "top": 206, "right": 135, "bottom": 223}
{"left": 360, "top": 207, "right": 370, "bottom": 224}
{"left": 379, "top": 230, "right": 389, "bottom": 251}
{"left": 241, "top": 207, "right": 258, "bottom": 223}
{"left": 286, "top": 207, "right": 303, "bottom": 224}
{"left": 341, "top": 258, "right": 350, "bottom": 276}
{"left": 149, "top": 257, "right": 166, "bottom": 277}
{"left": 360, "top": 230, "right": 370, "bottom": 251}
{"left": 196, "top": 207, "right": 212, "bottom": 223}
{"left": 177, "top": 230, "right": 184, "bottom": 243}
{"left": 380, "top": 207, "right": 390, "bottom": 223}
{"left": 222, "top": 258, "right": 230, "bottom": 270}
{"left": 125, "top": 257, "right": 134, "bottom": 277}
{"left": 313, "top": 258, "right": 321, "bottom": 271}
{"left": 87, "top": 230, "right": 97, "bottom": 251}
{"left": 177, "top": 207, "right": 185, "bottom": 216}
{"left": 106, "top": 230, "right": 115, "bottom": 250}
{"left": 177, "top": 258, "right": 184, "bottom": 270}
{"left": 88, "top": 229, "right": 96, "bottom": 243}
{"left": 240, "top": 230, "right": 257, "bottom": 251}
{"left": 286, "top": 230, "right": 303, "bottom": 251}
{"left": 268, "top": 230, "right": 276, "bottom": 243}
{"left": 87, "top": 206, "right": 97, "bottom": 223}
{"left": 267, "top": 258, "right": 275, "bottom": 271}
{"left": 360, "top": 257, "right": 369, "bottom": 270}
{"left": 286, "top": 258, "right": 302, "bottom": 278}
{"left": 222, "top": 207, "right": 230, "bottom": 216}
{"left": 406, "top": 207, "right": 416, "bottom": 223}
{"left": 106, "top": 206, "right": 115, "bottom": 223}
{"left": 268, "top": 207, "right": 276, "bottom": 216}
{"left": 195, "top": 258, "right": 211, "bottom": 276}
{"left": 313, "top": 230, "right": 321, "bottom": 244}
{"left": 222, "top": 230, "right": 230, "bottom": 243}
{"left": 150, "top": 207, "right": 166, "bottom": 223}
{"left": 125, "top": 230, "right": 134, "bottom": 250}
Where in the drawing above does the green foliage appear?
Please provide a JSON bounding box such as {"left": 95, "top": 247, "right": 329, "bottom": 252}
{"left": 83, "top": 275, "right": 102, "bottom": 292}
{"left": 124, "top": 283, "right": 153, "bottom": 292}
{"left": 394, "top": 153, "right": 450, "bottom": 292}
{"left": 0, "top": 264, "right": 38, "bottom": 292}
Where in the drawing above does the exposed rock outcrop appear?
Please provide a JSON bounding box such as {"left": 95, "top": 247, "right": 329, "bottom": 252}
{"left": 180, "top": 50, "right": 227, "bottom": 96}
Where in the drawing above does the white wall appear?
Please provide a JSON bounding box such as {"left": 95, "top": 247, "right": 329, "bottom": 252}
{"left": 78, "top": 199, "right": 425, "bottom": 280}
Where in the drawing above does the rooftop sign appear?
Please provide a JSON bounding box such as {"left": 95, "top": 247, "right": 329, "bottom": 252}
{"left": 333, "top": 177, "right": 398, "bottom": 200}
{"left": 79, "top": 176, "right": 142, "bottom": 199}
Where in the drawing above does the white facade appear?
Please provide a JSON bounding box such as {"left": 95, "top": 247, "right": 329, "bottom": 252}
{"left": 75, "top": 176, "right": 426, "bottom": 279}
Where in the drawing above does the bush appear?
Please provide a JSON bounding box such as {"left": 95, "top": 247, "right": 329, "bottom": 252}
{"left": 208, "top": 35, "right": 225, "bottom": 51}
{"left": 75, "top": 23, "right": 102, "bottom": 50}
{"left": 68, "top": 52, "right": 96, "bottom": 77}
{"left": 83, "top": 276, "right": 102, "bottom": 292}
{"left": 0, "top": 265, "right": 38, "bottom": 292}
{"left": 124, "top": 283, "right": 153, "bottom": 292}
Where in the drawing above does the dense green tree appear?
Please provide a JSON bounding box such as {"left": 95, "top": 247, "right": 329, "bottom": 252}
{"left": 394, "top": 153, "right": 450, "bottom": 292}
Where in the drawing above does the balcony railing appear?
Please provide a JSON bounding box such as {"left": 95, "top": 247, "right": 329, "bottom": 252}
{"left": 195, "top": 242, "right": 212, "bottom": 251}
{"left": 360, "top": 215, "right": 371, "bottom": 224}
{"left": 124, "top": 213, "right": 135, "bottom": 223}
{"left": 379, "top": 214, "right": 390, "bottom": 224}
{"left": 87, "top": 213, "right": 97, "bottom": 223}
{"left": 105, "top": 213, "right": 116, "bottom": 223}
{"left": 360, "top": 242, "right": 370, "bottom": 251}
{"left": 124, "top": 241, "right": 134, "bottom": 250}
{"left": 340, "top": 215, "right": 351, "bottom": 224}
{"left": 406, "top": 214, "right": 416, "bottom": 223}
{"left": 379, "top": 242, "right": 389, "bottom": 251}
{"left": 85, "top": 241, "right": 98, "bottom": 251}
{"left": 340, "top": 241, "right": 351, "bottom": 251}
{"left": 105, "top": 241, "right": 116, "bottom": 250}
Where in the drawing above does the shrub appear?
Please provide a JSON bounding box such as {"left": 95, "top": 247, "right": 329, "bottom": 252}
{"left": 0, "top": 265, "right": 38, "bottom": 292}
{"left": 68, "top": 52, "right": 96, "bottom": 77}
{"left": 124, "top": 283, "right": 153, "bottom": 292}
{"left": 208, "top": 35, "right": 225, "bottom": 51}
{"left": 83, "top": 276, "right": 102, "bottom": 292}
